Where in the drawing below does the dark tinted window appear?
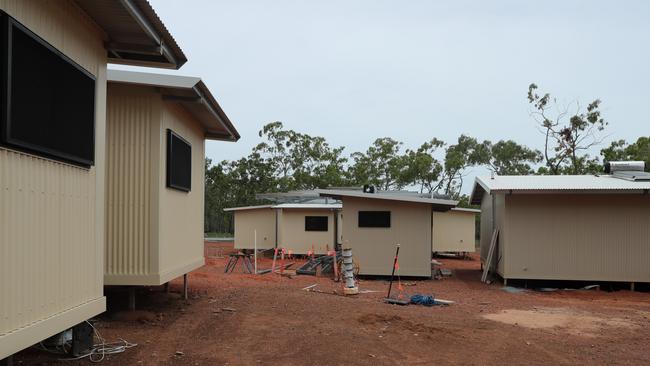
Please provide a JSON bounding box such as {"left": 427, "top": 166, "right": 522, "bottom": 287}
{"left": 1, "top": 12, "right": 95, "bottom": 167}
{"left": 305, "top": 216, "right": 328, "bottom": 231}
{"left": 166, "top": 129, "right": 191, "bottom": 192}
{"left": 358, "top": 211, "right": 391, "bottom": 228}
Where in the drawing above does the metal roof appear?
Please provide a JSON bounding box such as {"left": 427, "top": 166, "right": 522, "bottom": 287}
{"left": 470, "top": 175, "right": 650, "bottom": 205}
{"left": 74, "top": 0, "right": 187, "bottom": 69}
{"left": 223, "top": 205, "right": 274, "bottom": 212}
{"left": 451, "top": 207, "right": 481, "bottom": 214}
{"left": 317, "top": 189, "right": 457, "bottom": 211}
{"left": 223, "top": 202, "right": 341, "bottom": 212}
{"left": 274, "top": 203, "right": 342, "bottom": 209}
{"left": 108, "top": 70, "right": 240, "bottom": 141}
{"left": 256, "top": 191, "right": 322, "bottom": 203}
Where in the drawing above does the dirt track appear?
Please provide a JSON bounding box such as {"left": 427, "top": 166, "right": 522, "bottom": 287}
{"left": 16, "top": 251, "right": 650, "bottom": 365}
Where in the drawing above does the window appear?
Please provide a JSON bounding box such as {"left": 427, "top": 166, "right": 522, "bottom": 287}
{"left": 305, "top": 216, "right": 328, "bottom": 231}
{"left": 166, "top": 129, "right": 191, "bottom": 192}
{"left": 358, "top": 211, "right": 391, "bottom": 228}
{"left": 0, "top": 11, "right": 96, "bottom": 167}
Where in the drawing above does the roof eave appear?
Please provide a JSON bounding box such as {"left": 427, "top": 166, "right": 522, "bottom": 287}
{"left": 194, "top": 82, "right": 241, "bottom": 141}
{"left": 75, "top": 0, "right": 187, "bottom": 69}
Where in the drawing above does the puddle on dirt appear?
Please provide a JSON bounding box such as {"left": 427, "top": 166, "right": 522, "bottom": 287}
{"left": 482, "top": 307, "right": 637, "bottom": 337}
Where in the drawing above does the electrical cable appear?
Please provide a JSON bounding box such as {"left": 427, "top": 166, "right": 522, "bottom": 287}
{"left": 46, "top": 321, "right": 138, "bottom": 363}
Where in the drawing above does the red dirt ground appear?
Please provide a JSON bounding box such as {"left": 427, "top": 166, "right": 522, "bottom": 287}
{"left": 15, "top": 248, "right": 650, "bottom": 365}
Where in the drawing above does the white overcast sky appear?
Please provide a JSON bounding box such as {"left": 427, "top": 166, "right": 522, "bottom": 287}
{"left": 112, "top": 0, "right": 650, "bottom": 192}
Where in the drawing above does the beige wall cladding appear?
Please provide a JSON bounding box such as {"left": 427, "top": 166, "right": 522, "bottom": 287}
{"left": 158, "top": 102, "right": 206, "bottom": 283}
{"left": 479, "top": 193, "right": 506, "bottom": 275}
{"left": 0, "top": 0, "right": 107, "bottom": 359}
{"left": 504, "top": 193, "right": 650, "bottom": 282}
{"left": 479, "top": 193, "right": 493, "bottom": 263}
{"left": 278, "top": 209, "right": 336, "bottom": 254}
{"left": 105, "top": 85, "right": 159, "bottom": 280}
{"left": 342, "top": 197, "right": 432, "bottom": 277}
{"left": 233, "top": 209, "right": 277, "bottom": 250}
{"left": 105, "top": 88, "right": 207, "bottom": 286}
{"left": 432, "top": 210, "right": 476, "bottom": 252}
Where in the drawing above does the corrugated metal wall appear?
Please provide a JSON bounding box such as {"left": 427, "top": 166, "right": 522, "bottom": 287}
{"left": 0, "top": 151, "right": 99, "bottom": 334}
{"left": 504, "top": 193, "right": 650, "bottom": 282}
{"left": 105, "top": 86, "right": 156, "bottom": 278}
{"left": 479, "top": 193, "right": 493, "bottom": 262}
{"left": 479, "top": 193, "right": 506, "bottom": 275}
{"left": 432, "top": 210, "right": 476, "bottom": 252}
{"left": 0, "top": 0, "right": 107, "bottom": 356}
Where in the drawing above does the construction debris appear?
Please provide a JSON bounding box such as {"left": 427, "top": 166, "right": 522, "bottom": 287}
{"left": 384, "top": 298, "right": 409, "bottom": 306}
{"left": 296, "top": 254, "right": 338, "bottom": 275}
{"left": 256, "top": 262, "right": 294, "bottom": 275}
{"left": 439, "top": 269, "right": 453, "bottom": 277}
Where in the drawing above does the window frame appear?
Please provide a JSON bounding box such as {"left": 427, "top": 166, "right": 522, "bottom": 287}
{"left": 358, "top": 211, "right": 391, "bottom": 228}
{"left": 0, "top": 11, "right": 96, "bottom": 168}
{"left": 304, "top": 215, "right": 329, "bottom": 232}
{"left": 166, "top": 129, "right": 192, "bottom": 192}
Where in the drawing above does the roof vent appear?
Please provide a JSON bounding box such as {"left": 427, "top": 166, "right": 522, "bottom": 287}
{"left": 604, "top": 161, "right": 645, "bottom": 174}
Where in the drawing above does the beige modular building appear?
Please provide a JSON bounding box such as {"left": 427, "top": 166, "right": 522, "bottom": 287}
{"left": 470, "top": 172, "right": 650, "bottom": 284}
{"left": 0, "top": 0, "right": 185, "bottom": 359}
{"left": 225, "top": 201, "right": 342, "bottom": 254}
{"left": 432, "top": 208, "right": 480, "bottom": 253}
{"left": 105, "top": 70, "right": 239, "bottom": 286}
{"left": 318, "top": 190, "right": 457, "bottom": 277}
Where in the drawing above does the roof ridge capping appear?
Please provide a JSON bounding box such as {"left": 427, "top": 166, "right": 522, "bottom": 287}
{"left": 469, "top": 174, "right": 650, "bottom": 205}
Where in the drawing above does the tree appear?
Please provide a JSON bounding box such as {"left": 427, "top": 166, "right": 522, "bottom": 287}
{"left": 601, "top": 137, "right": 650, "bottom": 171}
{"left": 252, "top": 121, "right": 349, "bottom": 190}
{"left": 527, "top": 83, "right": 608, "bottom": 174}
{"left": 402, "top": 138, "right": 445, "bottom": 194}
{"left": 348, "top": 138, "right": 408, "bottom": 190}
{"left": 485, "top": 140, "right": 542, "bottom": 175}
{"left": 439, "top": 135, "right": 490, "bottom": 197}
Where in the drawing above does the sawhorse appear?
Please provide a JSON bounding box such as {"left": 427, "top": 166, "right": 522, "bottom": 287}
{"left": 224, "top": 253, "right": 254, "bottom": 274}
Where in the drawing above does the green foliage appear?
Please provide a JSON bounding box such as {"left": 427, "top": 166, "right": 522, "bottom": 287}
{"left": 439, "top": 135, "right": 490, "bottom": 197}
{"left": 251, "top": 121, "right": 349, "bottom": 190}
{"left": 402, "top": 139, "right": 445, "bottom": 194}
{"left": 486, "top": 140, "right": 542, "bottom": 175}
{"left": 528, "top": 83, "right": 608, "bottom": 174}
{"left": 601, "top": 137, "right": 650, "bottom": 171}
{"left": 349, "top": 138, "right": 408, "bottom": 190}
